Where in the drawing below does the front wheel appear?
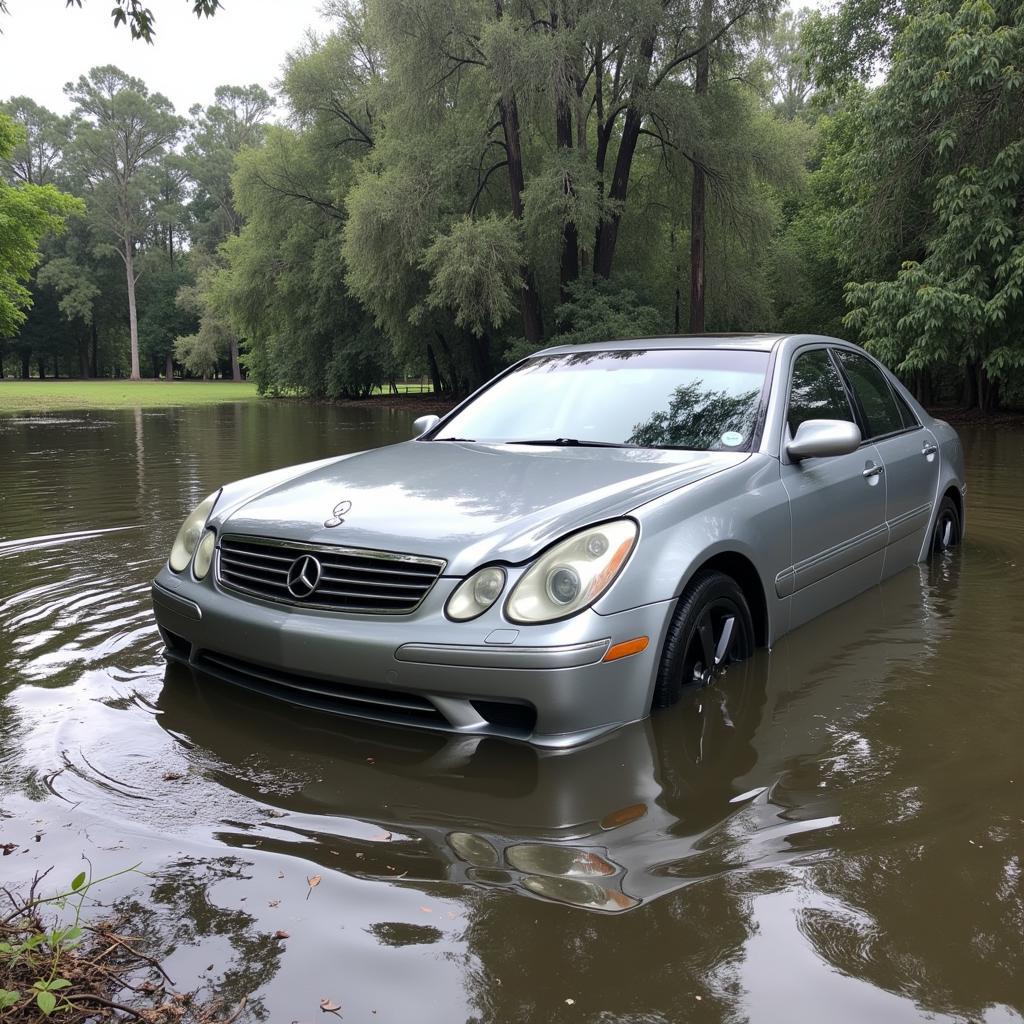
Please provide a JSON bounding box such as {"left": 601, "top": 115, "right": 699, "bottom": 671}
{"left": 651, "top": 570, "right": 755, "bottom": 709}
{"left": 930, "top": 495, "right": 962, "bottom": 555}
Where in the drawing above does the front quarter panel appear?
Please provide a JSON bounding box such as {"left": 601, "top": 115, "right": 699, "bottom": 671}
{"left": 595, "top": 455, "right": 789, "bottom": 642}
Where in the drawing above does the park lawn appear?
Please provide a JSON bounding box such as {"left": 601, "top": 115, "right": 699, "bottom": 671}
{"left": 0, "top": 379, "right": 262, "bottom": 414}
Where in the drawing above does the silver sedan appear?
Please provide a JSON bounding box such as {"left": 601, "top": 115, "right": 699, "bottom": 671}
{"left": 151, "top": 334, "right": 965, "bottom": 747}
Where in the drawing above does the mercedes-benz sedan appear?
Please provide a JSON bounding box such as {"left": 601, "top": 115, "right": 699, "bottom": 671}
{"left": 152, "top": 334, "right": 965, "bottom": 747}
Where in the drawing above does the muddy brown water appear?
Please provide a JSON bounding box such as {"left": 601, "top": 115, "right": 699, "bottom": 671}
{"left": 0, "top": 401, "right": 1021, "bottom": 1023}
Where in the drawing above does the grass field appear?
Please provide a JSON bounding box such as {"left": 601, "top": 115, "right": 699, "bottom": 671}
{"left": 0, "top": 379, "right": 262, "bottom": 414}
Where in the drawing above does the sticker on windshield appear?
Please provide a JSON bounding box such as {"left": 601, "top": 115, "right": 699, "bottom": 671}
{"left": 721, "top": 431, "right": 744, "bottom": 447}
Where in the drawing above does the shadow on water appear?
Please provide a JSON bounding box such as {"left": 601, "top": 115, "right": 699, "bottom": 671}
{"left": 0, "top": 406, "right": 1022, "bottom": 1022}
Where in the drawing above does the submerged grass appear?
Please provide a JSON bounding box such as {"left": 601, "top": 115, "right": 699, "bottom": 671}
{"left": 0, "top": 381, "right": 261, "bottom": 414}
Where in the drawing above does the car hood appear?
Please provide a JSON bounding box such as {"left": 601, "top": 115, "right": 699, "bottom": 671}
{"left": 220, "top": 441, "right": 745, "bottom": 575}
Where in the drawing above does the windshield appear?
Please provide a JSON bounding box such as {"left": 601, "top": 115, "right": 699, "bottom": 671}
{"left": 433, "top": 348, "right": 770, "bottom": 451}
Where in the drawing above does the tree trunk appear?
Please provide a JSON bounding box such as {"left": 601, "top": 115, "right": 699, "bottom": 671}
{"left": 554, "top": 29, "right": 579, "bottom": 300}
{"left": 54, "top": 353, "right": 60, "bottom": 378}
{"left": 91, "top": 322, "right": 99, "bottom": 378}
{"left": 689, "top": 0, "right": 712, "bottom": 332}
{"left": 494, "top": 0, "right": 544, "bottom": 343}
{"left": 672, "top": 228, "right": 681, "bottom": 333}
{"left": 230, "top": 336, "right": 241, "bottom": 381}
{"left": 125, "top": 245, "right": 141, "bottom": 380}
{"left": 425, "top": 342, "right": 445, "bottom": 395}
{"left": 37, "top": 357, "right": 46, "bottom": 380}
{"left": 79, "top": 334, "right": 91, "bottom": 377}
{"left": 165, "top": 352, "right": 174, "bottom": 381}
{"left": 962, "top": 362, "right": 978, "bottom": 408}
{"left": 593, "top": 36, "right": 657, "bottom": 280}
{"left": 20, "top": 352, "right": 30, "bottom": 380}
{"left": 688, "top": 162, "right": 707, "bottom": 332}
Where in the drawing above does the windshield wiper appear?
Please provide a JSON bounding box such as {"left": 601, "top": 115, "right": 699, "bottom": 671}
{"left": 432, "top": 436, "right": 476, "bottom": 442}
{"left": 505, "top": 438, "right": 633, "bottom": 448}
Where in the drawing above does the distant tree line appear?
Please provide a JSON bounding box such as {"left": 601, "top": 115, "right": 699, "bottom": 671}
{"left": 1, "top": 0, "right": 1022, "bottom": 410}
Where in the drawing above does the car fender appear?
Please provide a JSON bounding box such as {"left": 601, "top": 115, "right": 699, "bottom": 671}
{"left": 595, "top": 454, "right": 789, "bottom": 644}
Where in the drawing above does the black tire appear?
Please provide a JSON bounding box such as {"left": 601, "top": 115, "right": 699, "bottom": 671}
{"left": 930, "top": 495, "right": 962, "bottom": 555}
{"left": 651, "top": 570, "right": 755, "bottom": 709}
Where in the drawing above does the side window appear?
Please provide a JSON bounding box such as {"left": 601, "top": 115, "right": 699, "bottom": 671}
{"left": 833, "top": 350, "right": 905, "bottom": 439}
{"left": 787, "top": 350, "right": 855, "bottom": 435}
{"left": 890, "top": 385, "right": 920, "bottom": 430}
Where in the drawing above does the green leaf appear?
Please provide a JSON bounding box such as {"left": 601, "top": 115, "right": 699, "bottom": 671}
{"left": 71, "top": 871, "right": 87, "bottom": 891}
{"left": 0, "top": 990, "right": 20, "bottom": 1009}
{"left": 47, "top": 978, "right": 72, "bottom": 991}
{"left": 36, "top": 989, "right": 57, "bottom": 1015}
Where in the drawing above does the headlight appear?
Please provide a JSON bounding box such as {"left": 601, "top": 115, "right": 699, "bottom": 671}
{"left": 168, "top": 492, "right": 220, "bottom": 572}
{"left": 192, "top": 529, "right": 217, "bottom": 580}
{"left": 506, "top": 844, "right": 616, "bottom": 878}
{"left": 505, "top": 520, "right": 637, "bottom": 624}
{"left": 446, "top": 566, "right": 507, "bottom": 621}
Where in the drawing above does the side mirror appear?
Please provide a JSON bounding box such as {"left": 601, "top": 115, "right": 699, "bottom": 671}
{"left": 787, "top": 419, "right": 861, "bottom": 461}
{"left": 412, "top": 414, "right": 440, "bottom": 438}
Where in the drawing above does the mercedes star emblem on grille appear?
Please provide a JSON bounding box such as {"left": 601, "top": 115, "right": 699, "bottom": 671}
{"left": 324, "top": 499, "right": 352, "bottom": 528}
{"left": 286, "top": 554, "right": 322, "bottom": 599}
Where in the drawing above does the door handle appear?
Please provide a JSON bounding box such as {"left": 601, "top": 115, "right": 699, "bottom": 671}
{"left": 862, "top": 464, "right": 884, "bottom": 478}
{"left": 922, "top": 443, "right": 938, "bottom": 456}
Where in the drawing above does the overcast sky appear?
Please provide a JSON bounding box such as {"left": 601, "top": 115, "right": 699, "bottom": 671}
{"left": 0, "top": 0, "right": 334, "bottom": 115}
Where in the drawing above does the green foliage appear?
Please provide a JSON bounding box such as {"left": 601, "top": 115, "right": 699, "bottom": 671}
{"left": 0, "top": 113, "right": 82, "bottom": 337}
{"left": 0, "top": 865, "right": 137, "bottom": 1018}
{"left": 422, "top": 215, "right": 525, "bottom": 336}
{"left": 536, "top": 280, "right": 668, "bottom": 354}
{"left": 842, "top": 0, "right": 1024, "bottom": 410}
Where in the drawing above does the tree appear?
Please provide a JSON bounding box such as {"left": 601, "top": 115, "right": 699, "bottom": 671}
{"left": 843, "top": 0, "right": 1024, "bottom": 412}
{"left": 0, "top": 113, "right": 82, "bottom": 339}
{"left": 0, "top": 98, "right": 69, "bottom": 186}
{"left": 0, "top": 1, "right": 222, "bottom": 42}
{"left": 185, "top": 85, "right": 275, "bottom": 252}
{"left": 66, "top": 66, "right": 183, "bottom": 379}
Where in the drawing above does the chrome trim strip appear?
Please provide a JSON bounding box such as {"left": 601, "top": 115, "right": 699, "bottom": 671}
{"left": 395, "top": 639, "right": 611, "bottom": 670}
{"left": 220, "top": 534, "right": 446, "bottom": 569}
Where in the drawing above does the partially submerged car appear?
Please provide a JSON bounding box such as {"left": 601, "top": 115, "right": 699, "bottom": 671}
{"left": 151, "top": 334, "right": 965, "bottom": 747}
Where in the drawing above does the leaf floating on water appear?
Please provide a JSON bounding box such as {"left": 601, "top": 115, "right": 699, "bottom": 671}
{"left": 419, "top": 906, "right": 432, "bottom": 914}
{"left": 274, "top": 930, "right": 290, "bottom": 939}
{"left": 306, "top": 874, "right": 322, "bottom": 899}
{"left": 320, "top": 997, "right": 343, "bottom": 1015}
{"left": 268, "top": 899, "right": 280, "bottom": 907}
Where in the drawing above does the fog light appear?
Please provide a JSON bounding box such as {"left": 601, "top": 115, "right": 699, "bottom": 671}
{"left": 448, "top": 832, "right": 499, "bottom": 867}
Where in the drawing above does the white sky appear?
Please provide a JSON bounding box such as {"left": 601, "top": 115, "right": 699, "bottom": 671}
{"left": 0, "top": 0, "right": 334, "bottom": 115}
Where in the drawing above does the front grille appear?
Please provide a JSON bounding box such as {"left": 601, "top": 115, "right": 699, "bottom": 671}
{"left": 194, "top": 650, "right": 450, "bottom": 729}
{"left": 217, "top": 535, "right": 445, "bottom": 614}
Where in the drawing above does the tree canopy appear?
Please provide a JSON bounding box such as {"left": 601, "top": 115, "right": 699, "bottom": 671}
{"left": 2, "top": 0, "right": 1023, "bottom": 411}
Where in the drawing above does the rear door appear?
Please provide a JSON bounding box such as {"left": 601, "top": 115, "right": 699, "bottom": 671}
{"left": 832, "top": 348, "right": 939, "bottom": 577}
{"left": 779, "top": 348, "right": 888, "bottom": 630}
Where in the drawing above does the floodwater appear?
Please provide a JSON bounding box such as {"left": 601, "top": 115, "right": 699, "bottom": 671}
{"left": 0, "top": 401, "right": 1021, "bottom": 1023}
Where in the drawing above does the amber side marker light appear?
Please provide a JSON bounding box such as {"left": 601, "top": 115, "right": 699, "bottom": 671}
{"left": 602, "top": 636, "right": 649, "bottom": 662}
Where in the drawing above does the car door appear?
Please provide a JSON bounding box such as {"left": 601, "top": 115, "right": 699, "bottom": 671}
{"left": 778, "top": 348, "right": 888, "bottom": 631}
{"left": 832, "top": 348, "right": 940, "bottom": 577}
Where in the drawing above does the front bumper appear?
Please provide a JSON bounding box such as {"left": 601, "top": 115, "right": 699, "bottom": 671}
{"left": 151, "top": 568, "right": 672, "bottom": 748}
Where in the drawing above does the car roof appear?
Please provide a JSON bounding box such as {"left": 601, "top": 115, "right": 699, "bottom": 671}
{"left": 533, "top": 333, "right": 788, "bottom": 356}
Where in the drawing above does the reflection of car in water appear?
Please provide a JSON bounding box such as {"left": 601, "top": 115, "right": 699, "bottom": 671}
{"left": 157, "top": 565, "right": 956, "bottom": 913}
{"left": 153, "top": 335, "right": 966, "bottom": 746}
